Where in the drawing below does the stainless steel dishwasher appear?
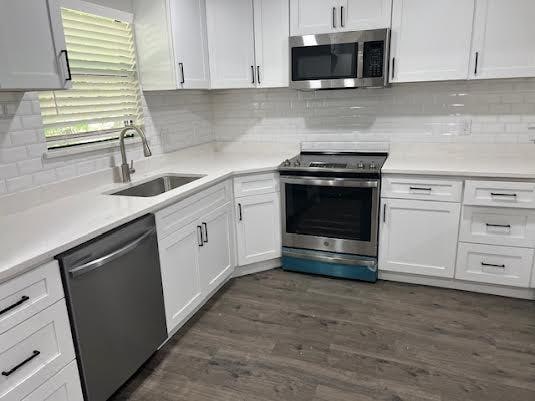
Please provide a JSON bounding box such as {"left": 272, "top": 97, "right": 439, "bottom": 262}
{"left": 56, "top": 214, "right": 167, "bottom": 401}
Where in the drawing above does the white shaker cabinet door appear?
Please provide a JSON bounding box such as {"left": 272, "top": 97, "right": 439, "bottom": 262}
{"left": 0, "top": 0, "right": 70, "bottom": 90}
{"left": 290, "top": 0, "right": 342, "bottom": 36}
{"left": 342, "top": 0, "right": 392, "bottom": 31}
{"left": 206, "top": 0, "right": 256, "bottom": 88}
{"left": 170, "top": 0, "right": 210, "bottom": 89}
{"left": 470, "top": 0, "right": 535, "bottom": 79}
{"left": 253, "top": 0, "right": 289, "bottom": 88}
{"left": 390, "top": 0, "right": 475, "bottom": 82}
{"left": 198, "top": 204, "right": 235, "bottom": 295}
{"left": 236, "top": 192, "right": 282, "bottom": 266}
{"left": 379, "top": 198, "right": 461, "bottom": 278}
{"left": 158, "top": 222, "right": 203, "bottom": 334}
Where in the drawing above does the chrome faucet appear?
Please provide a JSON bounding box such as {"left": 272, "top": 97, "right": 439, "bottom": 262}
{"left": 119, "top": 125, "right": 152, "bottom": 183}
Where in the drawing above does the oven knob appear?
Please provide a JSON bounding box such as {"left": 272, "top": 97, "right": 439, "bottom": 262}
{"left": 293, "top": 159, "right": 301, "bottom": 167}
{"left": 369, "top": 162, "right": 376, "bottom": 170}
{"left": 357, "top": 161, "right": 365, "bottom": 169}
{"left": 283, "top": 159, "right": 291, "bottom": 167}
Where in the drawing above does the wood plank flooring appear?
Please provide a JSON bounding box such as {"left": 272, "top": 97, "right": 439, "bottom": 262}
{"left": 111, "top": 269, "right": 535, "bottom": 401}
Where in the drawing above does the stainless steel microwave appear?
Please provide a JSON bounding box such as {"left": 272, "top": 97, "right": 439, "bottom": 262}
{"left": 289, "top": 29, "right": 390, "bottom": 90}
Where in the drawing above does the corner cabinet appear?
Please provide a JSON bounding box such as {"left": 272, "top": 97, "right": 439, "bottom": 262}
{"left": 0, "top": 0, "right": 71, "bottom": 90}
{"left": 470, "top": 0, "right": 535, "bottom": 80}
{"left": 290, "top": 0, "right": 391, "bottom": 35}
{"left": 379, "top": 198, "right": 461, "bottom": 278}
{"left": 206, "top": 0, "right": 289, "bottom": 89}
{"left": 133, "top": 0, "right": 210, "bottom": 90}
{"left": 390, "top": 0, "right": 475, "bottom": 83}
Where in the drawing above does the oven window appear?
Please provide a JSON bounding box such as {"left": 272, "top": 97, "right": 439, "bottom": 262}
{"left": 292, "top": 43, "right": 358, "bottom": 81}
{"left": 285, "top": 183, "right": 373, "bottom": 242}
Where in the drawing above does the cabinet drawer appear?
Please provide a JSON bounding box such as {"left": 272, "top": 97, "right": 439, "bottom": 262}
{"left": 459, "top": 206, "right": 535, "bottom": 248}
{"left": 0, "top": 301, "right": 75, "bottom": 401}
{"left": 0, "top": 261, "right": 64, "bottom": 335}
{"left": 455, "top": 243, "right": 534, "bottom": 287}
{"left": 464, "top": 180, "right": 535, "bottom": 208}
{"left": 234, "top": 173, "right": 279, "bottom": 197}
{"left": 156, "top": 180, "right": 232, "bottom": 238}
{"left": 22, "top": 361, "right": 83, "bottom": 401}
{"left": 381, "top": 175, "right": 462, "bottom": 202}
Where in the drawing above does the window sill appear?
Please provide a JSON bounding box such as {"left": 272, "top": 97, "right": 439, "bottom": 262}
{"left": 44, "top": 137, "right": 142, "bottom": 159}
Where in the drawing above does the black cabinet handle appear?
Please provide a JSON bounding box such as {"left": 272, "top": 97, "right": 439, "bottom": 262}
{"left": 391, "top": 57, "right": 395, "bottom": 80}
{"left": 490, "top": 192, "right": 517, "bottom": 197}
{"left": 257, "top": 66, "right": 261, "bottom": 85}
{"left": 486, "top": 223, "right": 511, "bottom": 229}
{"left": 197, "top": 225, "right": 204, "bottom": 247}
{"left": 0, "top": 295, "right": 30, "bottom": 316}
{"left": 2, "top": 350, "right": 40, "bottom": 377}
{"left": 383, "top": 204, "right": 387, "bottom": 223}
{"left": 202, "top": 222, "right": 208, "bottom": 243}
{"left": 251, "top": 66, "right": 255, "bottom": 84}
{"left": 474, "top": 52, "right": 479, "bottom": 75}
{"left": 332, "top": 7, "right": 336, "bottom": 28}
{"left": 238, "top": 203, "right": 243, "bottom": 221}
{"left": 340, "top": 6, "right": 344, "bottom": 28}
{"left": 178, "top": 62, "right": 185, "bottom": 84}
{"left": 410, "top": 186, "right": 432, "bottom": 191}
{"left": 60, "top": 50, "right": 72, "bottom": 81}
{"left": 481, "top": 262, "right": 505, "bottom": 269}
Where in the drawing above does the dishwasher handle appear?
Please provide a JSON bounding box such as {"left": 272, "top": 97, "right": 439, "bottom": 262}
{"left": 69, "top": 227, "right": 156, "bottom": 278}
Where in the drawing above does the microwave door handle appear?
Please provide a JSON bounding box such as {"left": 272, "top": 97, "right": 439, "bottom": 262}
{"left": 356, "top": 42, "right": 364, "bottom": 79}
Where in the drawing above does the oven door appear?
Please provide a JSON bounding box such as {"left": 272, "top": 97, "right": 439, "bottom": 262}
{"left": 281, "top": 176, "right": 380, "bottom": 257}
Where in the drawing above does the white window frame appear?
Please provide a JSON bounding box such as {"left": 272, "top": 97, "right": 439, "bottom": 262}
{"left": 44, "top": 0, "right": 144, "bottom": 157}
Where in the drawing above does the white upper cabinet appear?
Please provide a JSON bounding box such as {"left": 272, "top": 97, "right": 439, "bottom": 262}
{"left": 170, "top": 0, "right": 210, "bottom": 88}
{"left": 253, "top": 0, "right": 289, "bottom": 88}
{"left": 0, "top": 0, "right": 71, "bottom": 91}
{"left": 470, "top": 0, "right": 535, "bottom": 80}
{"left": 342, "top": 0, "right": 392, "bottom": 31}
{"left": 206, "top": 0, "right": 256, "bottom": 88}
{"left": 133, "top": 0, "right": 210, "bottom": 90}
{"left": 206, "top": 0, "right": 288, "bottom": 89}
{"left": 290, "top": 0, "right": 391, "bottom": 36}
{"left": 390, "top": 0, "right": 475, "bottom": 83}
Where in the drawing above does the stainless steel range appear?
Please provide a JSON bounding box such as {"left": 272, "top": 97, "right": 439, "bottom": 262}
{"left": 278, "top": 151, "right": 388, "bottom": 282}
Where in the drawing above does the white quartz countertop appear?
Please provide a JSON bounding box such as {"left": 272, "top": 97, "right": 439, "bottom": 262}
{"left": 0, "top": 142, "right": 297, "bottom": 283}
{"left": 382, "top": 143, "right": 535, "bottom": 179}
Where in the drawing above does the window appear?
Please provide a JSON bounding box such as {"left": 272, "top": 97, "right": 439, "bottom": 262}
{"left": 39, "top": 6, "right": 143, "bottom": 149}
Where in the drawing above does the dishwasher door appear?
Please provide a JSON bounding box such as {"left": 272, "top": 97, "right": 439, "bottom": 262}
{"left": 57, "top": 214, "right": 167, "bottom": 401}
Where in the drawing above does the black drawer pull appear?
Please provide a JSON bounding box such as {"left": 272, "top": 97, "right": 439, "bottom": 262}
{"left": 490, "top": 192, "right": 517, "bottom": 197}
{"left": 2, "top": 350, "right": 40, "bottom": 377}
{"left": 0, "top": 295, "right": 30, "bottom": 316}
{"left": 486, "top": 223, "right": 511, "bottom": 229}
{"left": 481, "top": 262, "right": 505, "bottom": 269}
{"left": 410, "top": 186, "right": 432, "bottom": 191}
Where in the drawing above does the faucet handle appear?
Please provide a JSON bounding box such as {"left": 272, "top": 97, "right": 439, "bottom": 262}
{"left": 129, "top": 160, "right": 135, "bottom": 174}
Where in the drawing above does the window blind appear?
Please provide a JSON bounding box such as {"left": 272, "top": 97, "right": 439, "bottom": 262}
{"left": 39, "top": 8, "right": 143, "bottom": 147}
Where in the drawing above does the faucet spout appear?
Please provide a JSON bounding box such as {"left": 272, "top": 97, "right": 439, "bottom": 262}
{"left": 119, "top": 125, "right": 152, "bottom": 183}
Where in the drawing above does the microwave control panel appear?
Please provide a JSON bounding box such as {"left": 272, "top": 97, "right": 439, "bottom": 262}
{"left": 362, "top": 41, "right": 385, "bottom": 78}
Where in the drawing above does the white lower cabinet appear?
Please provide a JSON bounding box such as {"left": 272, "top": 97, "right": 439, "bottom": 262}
{"left": 236, "top": 192, "right": 282, "bottom": 266}
{"left": 456, "top": 243, "right": 534, "bottom": 287}
{"left": 156, "top": 184, "right": 235, "bottom": 334}
{"left": 0, "top": 301, "right": 75, "bottom": 401}
{"left": 159, "top": 221, "right": 204, "bottom": 333}
{"left": 379, "top": 198, "right": 461, "bottom": 278}
{"left": 22, "top": 361, "right": 83, "bottom": 401}
{"left": 198, "top": 204, "right": 234, "bottom": 294}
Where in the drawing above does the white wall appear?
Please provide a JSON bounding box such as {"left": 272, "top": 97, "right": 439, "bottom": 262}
{"left": 85, "top": 0, "right": 133, "bottom": 12}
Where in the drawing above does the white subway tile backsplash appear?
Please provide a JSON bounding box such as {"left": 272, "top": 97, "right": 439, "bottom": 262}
{"left": 6, "top": 175, "right": 33, "bottom": 192}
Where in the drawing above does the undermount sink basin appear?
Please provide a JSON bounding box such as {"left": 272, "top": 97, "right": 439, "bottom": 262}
{"left": 111, "top": 174, "right": 205, "bottom": 197}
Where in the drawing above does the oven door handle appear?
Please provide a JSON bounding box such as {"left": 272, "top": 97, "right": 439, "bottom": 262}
{"left": 280, "top": 176, "right": 379, "bottom": 188}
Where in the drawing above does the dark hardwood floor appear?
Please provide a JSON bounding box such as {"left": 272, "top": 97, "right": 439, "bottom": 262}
{"left": 111, "top": 269, "right": 535, "bottom": 401}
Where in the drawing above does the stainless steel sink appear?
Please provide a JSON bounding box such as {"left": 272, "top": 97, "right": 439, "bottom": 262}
{"left": 111, "top": 174, "right": 205, "bottom": 197}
